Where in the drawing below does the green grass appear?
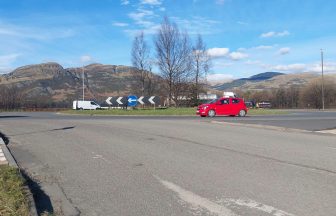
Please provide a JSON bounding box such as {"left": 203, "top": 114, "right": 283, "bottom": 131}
{"left": 247, "top": 109, "right": 290, "bottom": 115}
{"left": 62, "top": 107, "right": 289, "bottom": 116}
{"left": 63, "top": 107, "right": 195, "bottom": 116}
{"left": 0, "top": 165, "right": 30, "bottom": 216}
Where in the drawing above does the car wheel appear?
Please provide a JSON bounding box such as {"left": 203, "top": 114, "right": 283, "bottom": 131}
{"left": 208, "top": 110, "right": 216, "bottom": 117}
{"left": 238, "top": 110, "right": 246, "bottom": 117}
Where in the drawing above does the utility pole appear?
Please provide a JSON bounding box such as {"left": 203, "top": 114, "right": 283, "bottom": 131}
{"left": 82, "top": 66, "right": 85, "bottom": 101}
{"left": 320, "top": 49, "right": 325, "bottom": 110}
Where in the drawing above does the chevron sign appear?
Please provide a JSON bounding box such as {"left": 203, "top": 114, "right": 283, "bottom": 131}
{"left": 105, "top": 96, "right": 160, "bottom": 106}
{"left": 138, "top": 96, "right": 160, "bottom": 105}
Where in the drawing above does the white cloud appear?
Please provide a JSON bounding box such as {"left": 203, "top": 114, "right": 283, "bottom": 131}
{"left": 140, "top": 0, "right": 162, "bottom": 5}
{"left": 112, "top": 22, "right": 129, "bottom": 27}
{"left": 207, "top": 48, "right": 248, "bottom": 61}
{"left": 0, "top": 53, "right": 20, "bottom": 74}
{"left": 229, "top": 52, "right": 249, "bottom": 61}
{"left": 80, "top": 55, "right": 93, "bottom": 64}
{"left": 308, "top": 62, "right": 336, "bottom": 73}
{"left": 121, "top": 0, "right": 130, "bottom": 5}
{"left": 207, "top": 48, "right": 230, "bottom": 58}
{"left": 0, "top": 22, "right": 75, "bottom": 41}
{"left": 128, "top": 9, "right": 156, "bottom": 28}
{"left": 207, "top": 73, "right": 233, "bottom": 85}
{"left": 171, "top": 16, "right": 221, "bottom": 35}
{"left": 0, "top": 53, "right": 20, "bottom": 64}
{"left": 260, "top": 30, "right": 290, "bottom": 38}
{"left": 271, "top": 63, "right": 306, "bottom": 72}
{"left": 277, "top": 47, "right": 291, "bottom": 55}
{"left": 254, "top": 45, "right": 275, "bottom": 50}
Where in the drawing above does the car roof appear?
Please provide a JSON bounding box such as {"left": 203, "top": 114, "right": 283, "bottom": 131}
{"left": 220, "top": 97, "right": 242, "bottom": 99}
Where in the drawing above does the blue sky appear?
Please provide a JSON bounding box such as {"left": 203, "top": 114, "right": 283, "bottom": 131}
{"left": 0, "top": 0, "right": 336, "bottom": 81}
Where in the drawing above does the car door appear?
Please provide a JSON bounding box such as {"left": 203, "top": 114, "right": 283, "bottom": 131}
{"left": 231, "top": 98, "right": 241, "bottom": 115}
{"left": 216, "top": 98, "right": 230, "bottom": 115}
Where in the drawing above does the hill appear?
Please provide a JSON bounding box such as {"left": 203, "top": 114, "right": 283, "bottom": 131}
{"left": 213, "top": 72, "right": 284, "bottom": 90}
{"left": 0, "top": 62, "right": 140, "bottom": 105}
{"left": 212, "top": 72, "right": 336, "bottom": 92}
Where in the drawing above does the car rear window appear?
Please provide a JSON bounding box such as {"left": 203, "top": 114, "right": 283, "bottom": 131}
{"left": 232, "top": 99, "right": 240, "bottom": 104}
{"left": 221, "top": 99, "right": 230, "bottom": 104}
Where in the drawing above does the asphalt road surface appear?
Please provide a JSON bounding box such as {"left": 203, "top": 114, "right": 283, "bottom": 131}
{"left": 216, "top": 110, "right": 336, "bottom": 131}
{"left": 0, "top": 111, "right": 335, "bottom": 216}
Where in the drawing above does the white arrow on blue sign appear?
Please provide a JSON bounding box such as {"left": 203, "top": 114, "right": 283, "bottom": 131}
{"left": 128, "top": 95, "right": 138, "bottom": 107}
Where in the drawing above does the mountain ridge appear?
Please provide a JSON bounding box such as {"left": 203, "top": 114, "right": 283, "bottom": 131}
{"left": 0, "top": 62, "right": 140, "bottom": 104}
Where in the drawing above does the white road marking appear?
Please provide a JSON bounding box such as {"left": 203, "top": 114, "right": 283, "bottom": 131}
{"left": 155, "top": 176, "right": 237, "bottom": 216}
{"left": 92, "top": 154, "right": 108, "bottom": 161}
{"left": 0, "top": 148, "right": 6, "bottom": 162}
{"left": 156, "top": 176, "right": 296, "bottom": 216}
{"left": 219, "top": 198, "right": 296, "bottom": 216}
{"left": 316, "top": 129, "right": 336, "bottom": 135}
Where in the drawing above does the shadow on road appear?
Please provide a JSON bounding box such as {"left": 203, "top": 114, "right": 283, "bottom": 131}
{"left": 7, "top": 126, "right": 76, "bottom": 137}
{"left": 21, "top": 170, "right": 54, "bottom": 216}
{"left": 0, "top": 131, "right": 9, "bottom": 144}
{"left": 0, "top": 115, "right": 29, "bottom": 119}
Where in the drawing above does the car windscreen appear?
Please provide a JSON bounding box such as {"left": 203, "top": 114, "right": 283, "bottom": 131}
{"left": 209, "top": 99, "right": 218, "bottom": 104}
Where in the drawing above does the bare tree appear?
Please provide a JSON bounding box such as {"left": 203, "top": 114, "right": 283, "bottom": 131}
{"left": 131, "top": 31, "right": 151, "bottom": 96}
{"left": 155, "top": 17, "right": 192, "bottom": 106}
{"left": 300, "top": 78, "right": 336, "bottom": 108}
{"left": 0, "top": 84, "right": 23, "bottom": 110}
{"left": 191, "top": 34, "right": 211, "bottom": 105}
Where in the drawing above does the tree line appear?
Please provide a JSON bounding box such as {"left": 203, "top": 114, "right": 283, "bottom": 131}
{"left": 236, "top": 78, "right": 336, "bottom": 109}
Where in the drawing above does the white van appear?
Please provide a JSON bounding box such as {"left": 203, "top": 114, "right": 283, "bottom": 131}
{"left": 223, "top": 92, "right": 236, "bottom": 98}
{"left": 73, "top": 100, "right": 101, "bottom": 110}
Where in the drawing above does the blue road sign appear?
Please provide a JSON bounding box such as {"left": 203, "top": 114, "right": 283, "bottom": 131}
{"left": 128, "top": 95, "right": 138, "bottom": 107}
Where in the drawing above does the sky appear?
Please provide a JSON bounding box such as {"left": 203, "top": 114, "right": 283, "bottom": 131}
{"left": 0, "top": 0, "right": 336, "bottom": 82}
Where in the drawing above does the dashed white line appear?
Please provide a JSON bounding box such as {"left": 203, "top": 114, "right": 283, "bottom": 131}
{"left": 155, "top": 176, "right": 296, "bottom": 216}
{"left": 0, "top": 148, "right": 6, "bottom": 162}
{"left": 219, "top": 198, "right": 295, "bottom": 216}
{"left": 156, "top": 176, "right": 237, "bottom": 216}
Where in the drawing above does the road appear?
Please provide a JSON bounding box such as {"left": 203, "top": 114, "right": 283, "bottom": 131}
{"left": 216, "top": 110, "right": 336, "bottom": 131}
{"left": 0, "top": 111, "right": 335, "bottom": 216}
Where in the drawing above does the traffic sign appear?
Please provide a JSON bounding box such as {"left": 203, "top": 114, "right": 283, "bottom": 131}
{"left": 106, "top": 97, "right": 112, "bottom": 105}
{"left": 106, "top": 95, "right": 159, "bottom": 107}
{"left": 117, "top": 96, "right": 128, "bottom": 106}
{"left": 128, "top": 95, "right": 138, "bottom": 107}
{"left": 148, "top": 96, "right": 160, "bottom": 105}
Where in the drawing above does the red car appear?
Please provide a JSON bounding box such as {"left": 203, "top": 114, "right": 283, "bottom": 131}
{"left": 196, "top": 97, "right": 248, "bottom": 117}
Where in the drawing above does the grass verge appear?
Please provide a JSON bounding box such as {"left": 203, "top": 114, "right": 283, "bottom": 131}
{"left": 247, "top": 109, "right": 290, "bottom": 115}
{"left": 0, "top": 165, "right": 30, "bottom": 216}
{"left": 61, "top": 107, "right": 289, "bottom": 116}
